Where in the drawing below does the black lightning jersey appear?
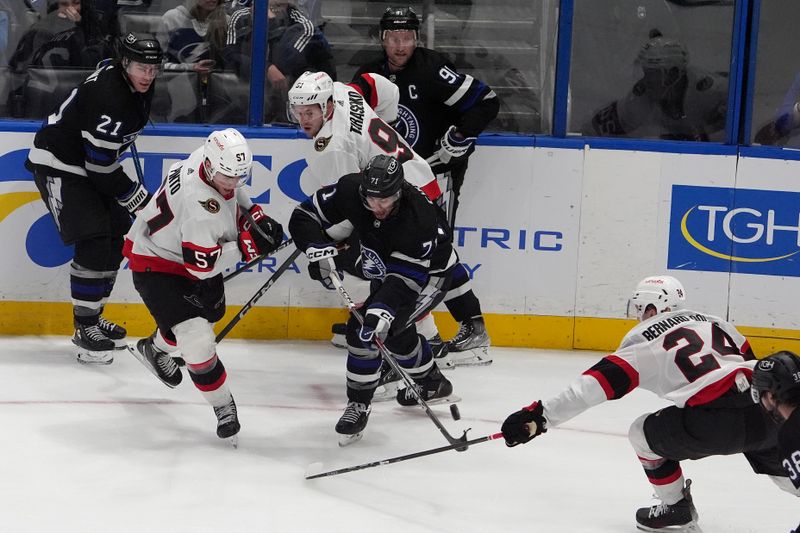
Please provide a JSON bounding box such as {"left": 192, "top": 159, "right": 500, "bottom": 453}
{"left": 27, "top": 63, "right": 153, "bottom": 200}
{"left": 289, "top": 174, "right": 457, "bottom": 312}
{"left": 354, "top": 47, "right": 498, "bottom": 161}
{"left": 779, "top": 407, "right": 800, "bottom": 489}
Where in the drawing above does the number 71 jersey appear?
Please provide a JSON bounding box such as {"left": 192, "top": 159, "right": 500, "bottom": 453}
{"left": 124, "top": 147, "right": 244, "bottom": 281}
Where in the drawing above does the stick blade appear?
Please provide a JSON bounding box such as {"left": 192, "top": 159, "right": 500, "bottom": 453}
{"left": 305, "top": 461, "right": 325, "bottom": 479}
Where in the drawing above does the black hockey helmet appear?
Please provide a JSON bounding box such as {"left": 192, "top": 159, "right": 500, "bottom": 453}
{"left": 380, "top": 6, "right": 420, "bottom": 39}
{"left": 360, "top": 155, "right": 404, "bottom": 201}
{"left": 751, "top": 351, "right": 800, "bottom": 405}
{"left": 118, "top": 32, "right": 163, "bottom": 64}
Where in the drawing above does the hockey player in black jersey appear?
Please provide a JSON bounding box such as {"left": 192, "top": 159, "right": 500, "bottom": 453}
{"left": 751, "top": 351, "right": 800, "bottom": 533}
{"left": 26, "top": 32, "right": 162, "bottom": 365}
{"left": 354, "top": 6, "right": 499, "bottom": 365}
{"left": 289, "top": 155, "right": 458, "bottom": 445}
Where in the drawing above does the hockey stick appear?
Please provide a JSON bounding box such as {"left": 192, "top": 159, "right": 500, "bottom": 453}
{"left": 130, "top": 141, "right": 145, "bottom": 186}
{"left": 326, "top": 258, "right": 470, "bottom": 449}
{"left": 306, "top": 432, "right": 504, "bottom": 480}
{"left": 215, "top": 246, "right": 302, "bottom": 343}
{"left": 223, "top": 238, "right": 294, "bottom": 282}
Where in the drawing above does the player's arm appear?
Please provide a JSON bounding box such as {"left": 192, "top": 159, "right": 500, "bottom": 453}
{"left": 502, "top": 353, "right": 639, "bottom": 447}
{"left": 347, "top": 72, "right": 400, "bottom": 124}
{"left": 180, "top": 218, "right": 243, "bottom": 280}
{"left": 430, "top": 58, "right": 499, "bottom": 138}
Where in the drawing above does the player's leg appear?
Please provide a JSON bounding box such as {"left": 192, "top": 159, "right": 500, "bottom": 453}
{"left": 441, "top": 262, "right": 491, "bottom": 366}
{"left": 337, "top": 312, "right": 381, "bottom": 445}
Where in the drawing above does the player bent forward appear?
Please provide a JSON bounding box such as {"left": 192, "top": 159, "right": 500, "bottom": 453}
{"left": 502, "top": 276, "right": 795, "bottom": 532}
{"left": 123, "top": 128, "right": 283, "bottom": 441}
{"left": 289, "top": 155, "right": 458, "bottom": 446}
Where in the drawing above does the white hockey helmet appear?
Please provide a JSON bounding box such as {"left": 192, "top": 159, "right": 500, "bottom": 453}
{"left": 203, "top": 128, "right": 252, "bottom": 186}
{"left": 627, "top": 275, "right": 686, "bottom": 321}
{"left": 288, "top": 71, "right": 334, "bottom": 119}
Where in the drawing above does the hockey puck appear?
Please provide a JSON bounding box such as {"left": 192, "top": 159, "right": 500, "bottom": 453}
{"left": 450, "top": 404, "right": 461, "bottom": 421}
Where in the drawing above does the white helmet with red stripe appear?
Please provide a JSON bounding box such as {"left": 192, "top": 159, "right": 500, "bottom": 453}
{"left": 203, "top": 128, "right": 252, "bottom": 186}
{"left": 288, "top": 71, "right": 334, "bottom": 120}
{"left": 627, "top": 275, "right": 686, "bottom": 321}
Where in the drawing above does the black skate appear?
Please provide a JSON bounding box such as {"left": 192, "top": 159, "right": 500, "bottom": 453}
{"left": 429, "top": 333, "right": 453, "bottom": 370}
{"left": 445, "top": 316, "right": 492, "bottom": 367}
{"left": 330, "top": 322, "right": 347, "bottom": 349}
{"left": 129, "top": 336, "right": 183, "bottom": 388}
{"left": 214, "top": 397, "right": 240, "bottom": 447}
{"left": 373, "top": 360, "right": 402, "bottom": 402}
{"left": 97, "top": 316, "right": 127, "bottom": 348}
{"left": 636, "top": 479, "right": 700, "bottom": 532}
{"left": 335, "top": 401, "right": 371, "bottom": 446}
{"left": 396, "top": 366, "right": 455, "bottom": 406}
{"left": 72, "top": 323, "right": 115, "bottom": 365}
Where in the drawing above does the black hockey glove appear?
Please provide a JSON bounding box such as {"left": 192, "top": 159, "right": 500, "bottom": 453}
{"left": 358, "top": 306, "right": 394, "bottom": 345}
{"left": 501, "top": 400, "right": 547, "bottom": 447}
{"left": 435, "top": 125, "right": 476, "bottom": 165}
{"left": 306, "top": 243, "right": 341, "bottom": 290}
{"left": 118, "top": 182, "right": 152, "bottom": 214}
{"left": 237, "top": 205, "right": 283, "bottom": 261}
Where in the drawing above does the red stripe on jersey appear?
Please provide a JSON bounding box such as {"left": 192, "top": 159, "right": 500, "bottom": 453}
{"left": 193, "top": 369, "right": 227, "bottom": 392}
{"left": 124, "top": 238, "right": 198, "bottom": 279}
{"left": 740, "top": 339, "right": 755, "bottom": 360}
{"left": 584, "top": 368, "right": 615, "bottom": 399}
{"left": 606, "top": 355, "right": 640, "bottom": 394}
{"left": 686, "top": 368, "right": 753, "bottom": 406}
{"left": 421, "top": 179, "right": 442, "bottom": 201}
{"left": 584, "top": 355, "right": 640, "bottom": 400}
{"left": 187, "top": 354, "right": 219, "bottom": 374}
{"left": 347, "top": 74, "right": 379, "bottom": 109}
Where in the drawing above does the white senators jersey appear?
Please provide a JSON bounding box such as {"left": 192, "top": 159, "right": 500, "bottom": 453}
{"left": 123, "top": 147, "right": 244, "bottom": 280}
{"left": 304, "top": 75, "right": 442, "bottom": 200}
{"left": 542, "top": 310, "right": 756, "bottom": 427}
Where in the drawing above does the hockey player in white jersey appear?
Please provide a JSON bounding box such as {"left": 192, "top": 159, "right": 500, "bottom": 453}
{"left": 501, "top": 275, "right": 789, "bottom": 532}
{"left": 288, "top": 70, "right": 492, "bottom": 369}
{"left": 124, "top": 128, "right": 283, "bottom": 442}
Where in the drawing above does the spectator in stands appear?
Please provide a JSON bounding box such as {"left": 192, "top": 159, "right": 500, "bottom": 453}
{"left": 583, "top": 29, "right": 728, "bottom": 142}
{"left": 224, "top": 0, "right": 334, "bottom": 123}
{"left": 161, "top": 0, "right": 227, "bottom": 74}
{"left": 754, "top": 75, "right": 800, "bottom": 146}
{"left": 354, "top": 6, "right": 498, "bottom": 229}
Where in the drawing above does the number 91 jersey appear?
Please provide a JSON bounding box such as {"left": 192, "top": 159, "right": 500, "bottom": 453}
{"left": 304, "top": 76, "right": 441, "bottom": 201}
{"left": 124, "top": 147, "right": 244, "bottom": 281}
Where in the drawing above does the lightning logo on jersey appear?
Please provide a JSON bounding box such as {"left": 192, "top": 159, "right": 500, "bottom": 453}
{"left": 360, "top": 245, "right": 386, "bottom": 279}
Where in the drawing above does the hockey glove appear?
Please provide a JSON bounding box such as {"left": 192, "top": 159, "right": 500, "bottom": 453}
{"left": 118, "top": 182, "right": 152, "bottom": 214}
{"left": 501, "top": 400, "right": 547, "bottom": 447}
{"left": 306, "top": 243, "right": 341, "bottom": 290}
{"left": 358, "top": 306, "right": 394, "bottom": 345}
{"left": 435, "top": 125, "right": 476, "bottom": 165}
{"left": 237, "top": 206, "right": 284, "bottom": 261}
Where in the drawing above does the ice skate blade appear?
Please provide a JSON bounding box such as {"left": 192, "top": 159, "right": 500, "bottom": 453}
{"left": 397, "top": 394, "right": 462, "bottom": 408}
{"left": 125, "top": 345, "right": 179, "bottom": 389}
{"left": 447, "top": 347, "right": 492, "bottom": 367}
{"left": 636, "top": 521, "right": 702, "bottom": 533}
{"left": 74, "top": 344, "right": 114, "bottom": 365}
{"left": 227, "top": 435, "right": 239, "bottom": 449}
{"left": 113, "top": 339, "right": 128, "bottom": 350}
{"left": 330, "top": 333, "right": 347, "bottom": 350}
{"left": 338, "top": 431, "right": 364, "bottom": 447}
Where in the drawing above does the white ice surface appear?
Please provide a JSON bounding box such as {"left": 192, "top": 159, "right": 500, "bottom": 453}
{"left": 0, "top": 337, "right": 796, "bottom": 533}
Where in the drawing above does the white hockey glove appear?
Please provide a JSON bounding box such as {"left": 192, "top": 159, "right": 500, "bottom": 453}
{"left": 358, "top": 306, "right": 394, "bottom": 345}
{"left": 306, "top": 243, "right": 340, "bottom": 290}
{"left": 434, "top": 125, "right": 476, "bottom": 165}
{"left": 117, "top": 182, "right": 151, "bottom": 214}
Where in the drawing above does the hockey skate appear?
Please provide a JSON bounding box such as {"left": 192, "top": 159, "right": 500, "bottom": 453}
{"left": 429, "top": 333, "right": 454, "bottom": 370}
{"left": 335, "top": 401, "right": 371, "bottom": 446}
{"left": 128, "top": 336, "right": 183, "bottom": 388}
{"left": 445, "top": 316, "right": 492, "bottom": 367}
{"left": 330, "top": 322, "right": 347, "bottom": 349}
{"left": 214, "top": 396, "right": 240, "bottom": 448}
{"left": 372, "top": 360, "right": 402, "bottom": 402}
{"left": 73, "top": 323, "right": 115, "bottom": 365}
{"left": 97, "top": 316, "right": 127, "bottom": 349}
{"left": 636, "top": 479, "right": 701, "bottom": 532}
{"left": 396, "top": 366, "right": 458, "bottom": 407}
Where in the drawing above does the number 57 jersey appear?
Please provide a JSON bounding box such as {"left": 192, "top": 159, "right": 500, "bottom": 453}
{"left": 123, "top": 147, "right": 244, "bottom": 281}
{"left": 543, "top": 310, "right": 757, "bottom": 428}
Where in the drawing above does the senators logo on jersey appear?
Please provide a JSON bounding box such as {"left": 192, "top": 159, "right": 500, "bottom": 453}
{"left": 199, "top": 199, "right": 221, "bottom": 214}
{"left": 315, "top": 136, "right": 332, "bottom": 152}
